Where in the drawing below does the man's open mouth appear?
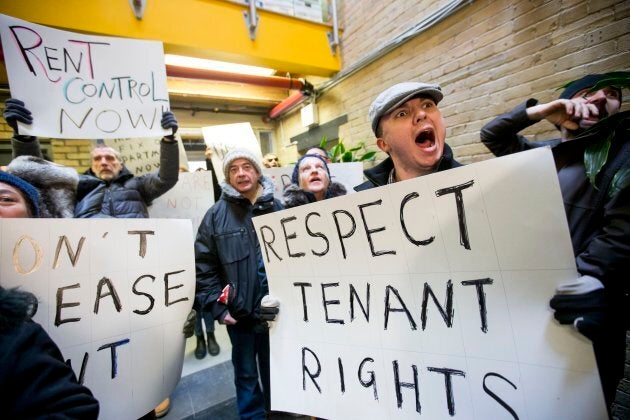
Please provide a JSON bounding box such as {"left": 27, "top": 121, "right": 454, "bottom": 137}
{"left": 415, "top": 128, "right": 435, "bottom": 149}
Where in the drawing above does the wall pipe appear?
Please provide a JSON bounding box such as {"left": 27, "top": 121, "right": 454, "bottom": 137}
{"left": 268, "top": 90, "right": 305, "bottom": 119}
{"left": 267, "top": 0, "right": 473, "bottom": 120}
{"left": 166, "top": 64, "right": 305, "bottom": 90}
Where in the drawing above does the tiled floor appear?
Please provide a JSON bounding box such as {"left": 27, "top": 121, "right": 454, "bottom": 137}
{"left": 162, "top": 324, "right": 312, "bottom": 420}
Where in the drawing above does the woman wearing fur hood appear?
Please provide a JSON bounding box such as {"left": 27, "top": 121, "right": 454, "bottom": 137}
{"left": 283, "top": 153, "right": 346, "bottom": 208}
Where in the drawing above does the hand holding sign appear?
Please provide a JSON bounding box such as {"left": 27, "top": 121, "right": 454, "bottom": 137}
{"left": 161, "top": 111, "right": 178, "bottom": 142}
{"left": 3, "top": 98, "right": 32, "bottom": 135}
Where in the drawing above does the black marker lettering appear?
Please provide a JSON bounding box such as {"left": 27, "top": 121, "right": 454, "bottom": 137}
{"left": 358, "top": 200, "right": 395, "bottom": 256}
{"left": 302, "top": 347, "right": 322, "bottom": 393}
{"left": 305, "top": 212, "right": 329, "bottom": 256}
{"left": 293, "top": 282, "right": 312, "bottom": 321}
{"left": 332, "top": 209, "right": 356, "bottom": 259}
{"left": 384, "top": 285, "right": 417, "bottom": 330}
{"left": 435, "top": 180, "right": 474, "bottom": 250}
{"left": 461, "top": 278, "right": 493, "bottom": 333}
{"left": 322, "top": 282, "right": 344, "bottom": 324}
{"left": 427, "top": 367, "right": 465, "bottom": 416}
{"left": 393, "top": 360, "right": 421, "bottom": 413}
{"left": 400, "top": 192, "right": 435, "bottom": 246}
{"left": 421, "top": 280, "right": 454, "bottom": 330}
{"left": 55, "top": 283, "right": 81, "bottom": 326}
{"left": 260, "top": 225, "right": 282, "bottom": 263}
{"left": 281, "top": 216, "right": 305, "bottom": 258}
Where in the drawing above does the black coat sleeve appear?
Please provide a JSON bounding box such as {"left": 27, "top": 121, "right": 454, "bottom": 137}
{"left": 0, "top": 322, "right": 99, "bottom": 419}
{"left": 480, "top": 99, "right": 541, "bottom": 157}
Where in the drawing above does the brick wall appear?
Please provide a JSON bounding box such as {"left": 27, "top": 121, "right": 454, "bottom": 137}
{"left": 276, "top": 0, "right": 629, "bottom": 165}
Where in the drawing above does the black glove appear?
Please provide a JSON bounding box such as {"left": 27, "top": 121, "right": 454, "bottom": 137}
{"left": 161, "top": 111, "right": 178, "bottom": 142}
{"left": 182, "top": 309, "right": 196, "bottom": 338}
{"left": 3, "top": 98, "right": 32, "bottom": 135}
{"left": 260, "top": 295, "right": 280, "bottom": 322}
{"left": 549, "top": 289, "right": 607, "bottom": 341}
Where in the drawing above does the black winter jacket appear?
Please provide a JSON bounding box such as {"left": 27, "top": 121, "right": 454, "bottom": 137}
{"left": 195, "top": 176, "right": 283, "bottom": 326}
{"left": 480, "top": 100, "right": 630, "bottom": 294}
{"left": 0, "top": 287, "right": 99, "bottom": 419}
{"left": 353, "top": 143, "right": 462, "bottom": 191}
{"left": 74, "top": 141, "right": 179, "bottom": 218}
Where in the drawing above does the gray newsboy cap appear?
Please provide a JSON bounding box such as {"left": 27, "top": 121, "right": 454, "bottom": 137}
{"left": 369, "top": 82, "right": 443, "bottom": 135}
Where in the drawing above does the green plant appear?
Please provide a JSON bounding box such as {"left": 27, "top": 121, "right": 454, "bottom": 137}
{"left": 319, "top": 136, "right": 377, "bottom": 163}
{"left": 561, "top": 71, "right": 630, "bottom": 197}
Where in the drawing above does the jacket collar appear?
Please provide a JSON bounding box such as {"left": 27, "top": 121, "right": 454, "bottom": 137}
{"left": 221, "top": 175, "right": 276, "bottom": 205}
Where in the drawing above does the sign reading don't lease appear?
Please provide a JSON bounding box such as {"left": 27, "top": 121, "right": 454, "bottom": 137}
{"left": 0, "top": 14, "right": 170, "bottom": 139}
{"left": 253, "top": 148, "right": 607, "bottom": 419}
{"left": 0, "top": 219, "right": 195, "bottom": 419}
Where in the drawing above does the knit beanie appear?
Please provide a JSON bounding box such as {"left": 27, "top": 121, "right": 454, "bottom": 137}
{"left": 0, "top": 170, "right": 40, "bottom": 217}
{"left": 222, "top": 148, "right": 262, "bottom": 180}
{"left": 559, "top": 74, "right": 622, "bottom": 101}
{"left": 291, "top": 154, "right": 331, "bottom": 185}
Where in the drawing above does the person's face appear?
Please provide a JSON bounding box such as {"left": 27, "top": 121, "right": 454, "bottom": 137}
{"left": 228, "top": 158, "right": 260, "bottom": 195}
{"left": 573, "top": 86, "right": 622, "bottom": 129}
{"left": 298, "top": 157, "right": 330, "bottom": 199}
{"left": 263, "top": 154, "right": 280, "bottom": 168}
{"left": 91, "top": 147, "right": 122, "bottom": 181}
{"left": 377, "top": 97, "right": 446, "bottom": 178}
{"left": 0, "top": 182, "right": 31, "bottom": 218}
{"left": 306, "top": 148, "right": 331, "bottom": 163}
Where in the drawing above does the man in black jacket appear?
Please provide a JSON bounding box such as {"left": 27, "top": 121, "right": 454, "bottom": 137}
{"left": 195, "top": 148, "right": 282, "bottom": 420}
{"left": 480, "top": 74, "right": 628, "bottom": 407}
{"left": 354, "top": 81, "right": 461, "bottom": 191}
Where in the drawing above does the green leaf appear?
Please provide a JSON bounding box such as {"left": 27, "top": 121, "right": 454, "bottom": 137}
{"left": 339, "top": 141, "right": 346, "bottom": 154}
{"left": 319, "top": 136, "right": 327, "bottom": 148}
{"left": 609, "top": 166, "right": 630, "bottom": 197}
{"left": 341, "top": 151, "right": 352, "bottom": 162}
{"left": 347, "top": 145, "right": 363, "bottom": 153}
{"left": 359, "top": 151, "right": 377, "bottom": 161}
{"left": 330, "top": 144, "right": 342, "bottom": 162}
{"left": 584, "top": 134, "right": 612, "bottom": 187}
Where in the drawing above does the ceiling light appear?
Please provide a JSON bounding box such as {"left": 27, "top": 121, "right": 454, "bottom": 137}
{"left": 164, "top": 54, "right": 276, "bottom": 77}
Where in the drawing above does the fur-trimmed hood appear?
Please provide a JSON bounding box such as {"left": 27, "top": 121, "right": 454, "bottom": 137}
{"left": 282, "top": 181, "right": 347, "bottom": 208}
{"left": 7, "top": 156, "right": 79, "bottom": 218}
{"left": 0, "top": 287, "right": 37, "bottom": 333}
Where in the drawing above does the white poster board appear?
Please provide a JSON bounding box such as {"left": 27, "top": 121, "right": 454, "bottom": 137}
{"left": 263, "top": 162, "right": 364, "bottom": 198}
{"left": 202, "top": 122, "right": 262, "bottom": 184}
{"left": 0, "top": 219, "right": 195, "bottom": 419}
{"left": 0, "top": 14, "right": 170, "bottom": 139}
{"left": 252, "top": 148, "right": 607, "bottom": 419}
{"left": 148, "top": 171, "right": 215, "bottom": 237}
{"left": 103, "top": 134, "right": 188, "bottom": 176}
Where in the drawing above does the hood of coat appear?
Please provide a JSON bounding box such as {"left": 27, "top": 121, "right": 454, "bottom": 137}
{"left": 7, "top": 155, "right": 79, "bottom": 218}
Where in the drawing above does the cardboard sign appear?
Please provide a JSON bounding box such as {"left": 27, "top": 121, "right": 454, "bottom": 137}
{"left": 103, "top": 134, "right": 189, "bottom": 176}
{"left": 202, "top": 122, "right": 262, "bottom": 184}
{"left": 0, "top": 219, "right": 195, "bottom": 419}
{"left": 252, "top": 148, "right": 607, "bottom": 419}
{"left": 263, "top": 162, "right": 364, "bottom": 198}
{"left": 0, "top": 14, "right": 170, "bottom": 139}
{"left": 148, "top": 171, "right": 215, "bottom": 237}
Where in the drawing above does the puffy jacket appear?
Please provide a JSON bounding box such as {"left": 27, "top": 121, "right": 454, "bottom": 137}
{"left": 195, "top": 176, "right": 283, "bottom": 325}
{"left": 74, "top": 140, "right": 179, "bottom": 218}
{"left": 354, "top": 143, "right": 462, "bottom": 191}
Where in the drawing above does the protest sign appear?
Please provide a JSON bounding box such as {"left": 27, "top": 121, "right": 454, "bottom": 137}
{"left": 103, "top": 134, "right": 188, "bottom": 176}
{"left": 202, "top": 122, "right": 262, "bottom": 184}
{"left": 148, "top": 171, "right": 215, "bottom": 237}
{"left": 253, "top": 148, "right": 607, "bottom": 419}
{"left": 0, "top": 14, "right": 170, "bottom": 139}
{"left": 263, "top": 162, "right": 363, "bottom": 198}
{"left": 0, "top": 219, "right": 195, "bottom": 419}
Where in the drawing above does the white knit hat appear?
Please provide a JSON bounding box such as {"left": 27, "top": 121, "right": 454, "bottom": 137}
{"left": 222, "top": 148, "right": 262, "bottom": 180}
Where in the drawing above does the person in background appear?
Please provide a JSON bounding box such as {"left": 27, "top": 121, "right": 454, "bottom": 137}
{"left": 305, "top": 146, "right": 331, "bottom": 164}
{"left": 195, "top": 148, "right": 281, "bottom": 420}
{"left": 3, "top": 98, "right": 180, "bottom": 219}
{"left": 262, "top": 153, "right": 281, "bottom": 168}
{"left": 480, "top": 73, "right": 628, "bottom": 407}
{"left": 0, "top": 171, "right": 100, "bottom": 418}
{"left": 283, "top": 154, "right": 346, "bottom": 208}
{"left": 354, "top": 81, "right": 461, "bottom": 191}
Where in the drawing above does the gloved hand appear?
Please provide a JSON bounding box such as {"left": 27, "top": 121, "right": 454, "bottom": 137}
{"left": 549, "top": 288, "right": 607, "bottom": 342}
{"left": 3, "top": 98, "right": 32, "bottom": 135}
{"left": 260, "top": 295, "right": 280, "bottom": 322}
{"left": 182, "top": 309, "right": 196, "bottom": 338}
{"left": 161, "top": 111, "right": 178, "bottom": 142}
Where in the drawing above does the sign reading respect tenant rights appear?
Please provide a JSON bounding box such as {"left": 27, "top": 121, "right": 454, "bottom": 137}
{"left": 0, "top": 14, "right": 170, "bottom": 139}
{"left": 253, "top": 148, "right": 608, "bottom": 419}
{"left": 1, "top": 219, "right": 195, "bottom": 419}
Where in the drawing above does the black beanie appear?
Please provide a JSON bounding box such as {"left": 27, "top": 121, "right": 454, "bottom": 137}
{"left": 559, "top": 74, "right": 622, "bottom": 101}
